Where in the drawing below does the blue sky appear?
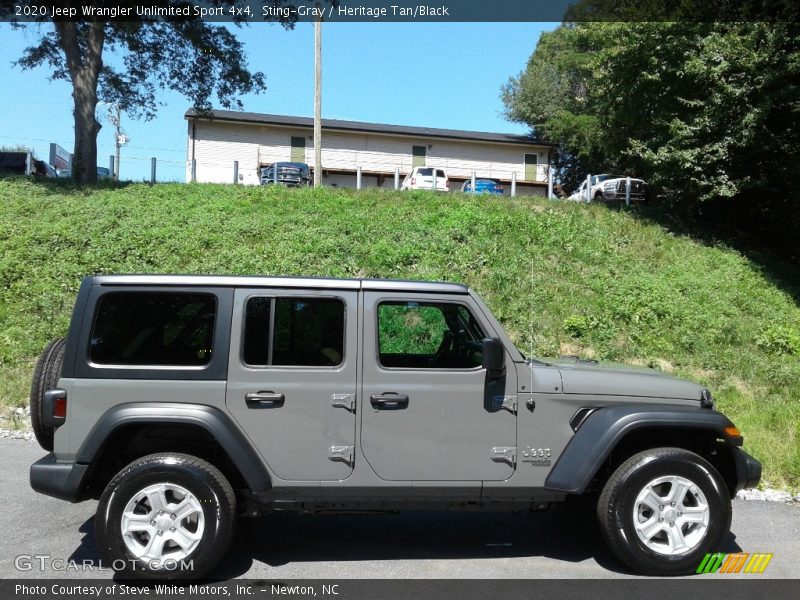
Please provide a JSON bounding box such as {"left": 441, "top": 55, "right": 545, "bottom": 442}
{"left": 0, "top": 22, "right": 555, "bottom": 182}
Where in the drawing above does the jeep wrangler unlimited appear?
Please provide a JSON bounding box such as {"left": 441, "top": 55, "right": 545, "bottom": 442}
{"left": 29, "top": 275, "right": 761, "bottom": 578}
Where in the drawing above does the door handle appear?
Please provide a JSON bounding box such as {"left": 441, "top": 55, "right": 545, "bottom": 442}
{"left": 370, "top": 393, "right": 409, "bottom": 410}
{"left": 245, "top": 391, "right": 285, "bottom": 409}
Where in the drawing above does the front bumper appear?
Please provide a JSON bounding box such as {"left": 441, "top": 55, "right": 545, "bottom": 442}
{"left": 732, "top": 448, "right": 762, "bottom": 494}
{"left": 30, "top": 454, "right": 90, "bottom": 503}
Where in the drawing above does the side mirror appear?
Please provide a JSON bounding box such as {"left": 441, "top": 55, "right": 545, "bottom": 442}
{"left": 482, "top": 338, "right": 505, "bottom": 376}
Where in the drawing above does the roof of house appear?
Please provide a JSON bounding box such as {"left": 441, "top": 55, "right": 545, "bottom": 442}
{"left": 185, "top": 108, "right": 550, "bottom": 147}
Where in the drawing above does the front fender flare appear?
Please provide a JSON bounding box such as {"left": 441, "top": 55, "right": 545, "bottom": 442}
{"left": 544, "top": 405, "right": 737, "bottom": 494}
{"left": 77, "top": 402, "right": 272, "bottom": 492}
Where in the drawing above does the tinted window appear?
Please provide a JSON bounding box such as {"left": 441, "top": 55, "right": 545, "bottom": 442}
{"left": 90, "top": 292, "right": 216, "bottom": 366}
{"left": 243, "top": 297, "right": 345, "bottom": 367}
{"left": 418, "top": 168, "right": 434, "bottom": 176}
{"left": 378, "top": 302, "right": 485, "bottom": 369}
{"left": 436, "top": 169, "right": 446, "bottom": 178}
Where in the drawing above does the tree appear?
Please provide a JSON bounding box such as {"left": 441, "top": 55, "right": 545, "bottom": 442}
{"left": 503, "top": 19, "right": 800, "bottom": 256}
{"left": 3, "top": 3, "right": 295, "bottom": 183}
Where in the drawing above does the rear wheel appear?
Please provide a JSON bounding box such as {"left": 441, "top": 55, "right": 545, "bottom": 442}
{"left": 95, "top": 453, "right": 236, "bottom": 580}
{"left": 597, "top": 447, "right": 731, "bottom": 575}
{"left": 29, "top": 337, "right": 66, "bottom": 451}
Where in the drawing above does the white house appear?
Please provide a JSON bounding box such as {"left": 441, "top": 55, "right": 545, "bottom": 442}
{"left": 185, "top": 109, "right": 553, "bottom": 194}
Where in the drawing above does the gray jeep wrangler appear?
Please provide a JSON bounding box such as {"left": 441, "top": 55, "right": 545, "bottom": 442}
{"left": 29, "top": 275, "right": 761, "bottom": 579}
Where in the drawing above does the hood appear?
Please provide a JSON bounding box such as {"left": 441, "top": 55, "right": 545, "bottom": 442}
{"left": 546, "top": 356, "right": 704, "bottom": 401}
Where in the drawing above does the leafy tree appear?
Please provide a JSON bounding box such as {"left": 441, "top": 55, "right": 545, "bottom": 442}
{"left": 503, "top": 19, "right": 800, "bottom": 255}
{"left": 2, "top": 3, "right": 298, "bottom": 183}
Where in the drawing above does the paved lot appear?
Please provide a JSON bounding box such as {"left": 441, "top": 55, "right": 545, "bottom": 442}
{"left": 2, "top": 439, "right": 797, "bottom": 579}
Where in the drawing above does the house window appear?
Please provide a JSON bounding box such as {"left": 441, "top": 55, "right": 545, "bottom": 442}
{"left": 412, "top": 145, "right": 426, "bottom": 168}
{"left": 524, "top": 153, "right": 538, "bottom": 181}
{"left": 290, "top": 136, "right": 306, "bottom": 163}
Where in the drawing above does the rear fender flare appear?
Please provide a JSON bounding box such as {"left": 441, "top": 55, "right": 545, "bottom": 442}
{"left": 77, "top": 402, "right": 272, "bottom": 492}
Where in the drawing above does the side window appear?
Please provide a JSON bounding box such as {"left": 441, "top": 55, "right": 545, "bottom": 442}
{"left": 243, "top": 297, "right": 345, "bottom": 367}
{"left": 90, "top": 292, "right": 216, "bottom": 366}
{"left": 377, "top": 301, "right": 485, "bottom": 369}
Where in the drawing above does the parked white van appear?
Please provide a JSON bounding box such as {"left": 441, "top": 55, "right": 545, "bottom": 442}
{"left": 400, "top": 166, "right": 449, "bottom": 192}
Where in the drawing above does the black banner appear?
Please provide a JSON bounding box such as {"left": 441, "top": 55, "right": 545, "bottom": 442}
{"left": 4, "top": 579, "right": 800, "bottom": 600}
{"left": 1, "top": 0, "right": 798, "bottom": 23}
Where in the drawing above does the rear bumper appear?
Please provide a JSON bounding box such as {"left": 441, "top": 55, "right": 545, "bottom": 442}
{"left": 30, "top": 454, "right": 89, "bottom": 503}
{"left": 732, "top": 448, "right": 762, "bottom": 494}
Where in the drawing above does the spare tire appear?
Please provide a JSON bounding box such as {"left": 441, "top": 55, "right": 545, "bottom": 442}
{"left": 29, "top": 337, "right": 66, "bottom": 451}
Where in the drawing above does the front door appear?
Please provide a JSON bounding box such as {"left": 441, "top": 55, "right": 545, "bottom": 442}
{"left": 360, "top": 292, "right": 517, "bottom": 481}
{"left": 226, "top": 288, "right": 358, "bottom": 481}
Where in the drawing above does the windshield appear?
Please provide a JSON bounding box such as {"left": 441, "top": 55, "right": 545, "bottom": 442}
{"left": 592, "top": 174, "right": 624, "bottom": 184}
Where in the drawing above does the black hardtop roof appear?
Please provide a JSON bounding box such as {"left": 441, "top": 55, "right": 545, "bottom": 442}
{"left": 88, "top": 274, "right": 469, "bottom": 294}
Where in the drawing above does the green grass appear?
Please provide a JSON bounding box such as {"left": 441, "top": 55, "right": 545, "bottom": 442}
{"left": 1, "top": 177, "right": 798, "bottom": 489}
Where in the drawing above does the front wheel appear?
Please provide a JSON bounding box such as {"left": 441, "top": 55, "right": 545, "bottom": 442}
{"left": 597, "top": 447, "right": 731, "bottom": 575}
{"left": 95, "top": 453, "right": 236, "bottom": 580}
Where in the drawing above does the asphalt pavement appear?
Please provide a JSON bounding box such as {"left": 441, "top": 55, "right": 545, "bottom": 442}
{"left": 1, "top": 438, "right": 797, "bottom": 580}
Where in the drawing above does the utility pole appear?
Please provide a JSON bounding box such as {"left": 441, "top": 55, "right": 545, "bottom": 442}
{"left": 107, "top": 104, "right": 128, "bottom": 181}
{"left": 313, "top": 13, "right": 322, "bottom": 187}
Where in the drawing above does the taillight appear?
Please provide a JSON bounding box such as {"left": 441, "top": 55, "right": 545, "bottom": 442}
{"left": 43, "top": 388, "right": 67, "bottom": 427}
{"left": 411, "top": 178, "right": 416, "bottom": 185}
{"left": 54, "top": 397, "right": 67, "bottom": 419}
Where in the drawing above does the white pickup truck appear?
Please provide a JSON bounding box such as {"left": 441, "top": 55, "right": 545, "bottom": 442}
{"left": 569, "top": 174, "right": 647, "bottom": 202}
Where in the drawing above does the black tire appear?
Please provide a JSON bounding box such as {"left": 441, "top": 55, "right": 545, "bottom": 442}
{"left": 29, "top": 337, "right": 66, "bottom": 451}
{"left": 597, "top": 447, "right": 731, "bottom": 576}
{"left": 96, "top": 453, "right": 236, "bottom": 580}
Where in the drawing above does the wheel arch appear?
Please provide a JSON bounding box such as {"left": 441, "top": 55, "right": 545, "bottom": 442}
{"left": 545, "top": 405, "right": 741, "bottom": 496}
{"left": 77, "top": 403, "right": 272, "bottom": 497}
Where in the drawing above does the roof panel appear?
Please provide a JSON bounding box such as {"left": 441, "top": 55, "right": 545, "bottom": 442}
{"left": 185, "top": 108, "right": 551, "bottom": 147}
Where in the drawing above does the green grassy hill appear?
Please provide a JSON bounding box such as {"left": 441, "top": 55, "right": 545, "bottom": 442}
{"left": 1, "top": 178, "right": 798, "bottom": 489}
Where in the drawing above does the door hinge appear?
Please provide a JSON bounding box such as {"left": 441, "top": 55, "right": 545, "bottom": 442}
{"left": 490, "top": 446, "right": 516, "bottom": 465}
{"left": 328, "top": 445, "right": 354, "bottom": 464}
{"left": 493, "top": 395, "right": 517, "bottom": 414}
{"left": 331, "top": 393, "right": 356, "bottom": 412}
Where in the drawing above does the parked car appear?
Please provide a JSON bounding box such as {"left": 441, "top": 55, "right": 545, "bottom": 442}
{"left": 30, "top": 274, "right": 760, "bottom": 579}
{"left": 461, "top": 178, "right": 504, "bottom": 195}
{"left": 57, "top": 166, "right": 112, "bottom": 180}
{"left": 260, "top": 162, "right": 311, "bottom": 187}
{"left": 569, "top": 174, "right": 647, "bottom": 202}
{"left": 401, "top": 166, "right": 449, "bottom": 192}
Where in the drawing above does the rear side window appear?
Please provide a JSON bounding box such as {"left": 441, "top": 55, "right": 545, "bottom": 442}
{"left": 243, "top": 297, "right": 345, "bottom": 367}
{"left": 436, "top": 169, "right": 446, "bottom": 178}
{"left": 90, "top": 292, "right": 216, "bottom": 366}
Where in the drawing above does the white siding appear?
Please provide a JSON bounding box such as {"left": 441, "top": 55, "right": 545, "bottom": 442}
{"left": 188, "top": 119, "right": 550, "bottom": 186}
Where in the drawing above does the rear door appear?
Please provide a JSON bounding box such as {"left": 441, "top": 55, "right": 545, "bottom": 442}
{"left": 360, "top": 292, "right": 517, "bottom": 481}
{"left": 226, "top": 288, "right": 358, "bottom": 481}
